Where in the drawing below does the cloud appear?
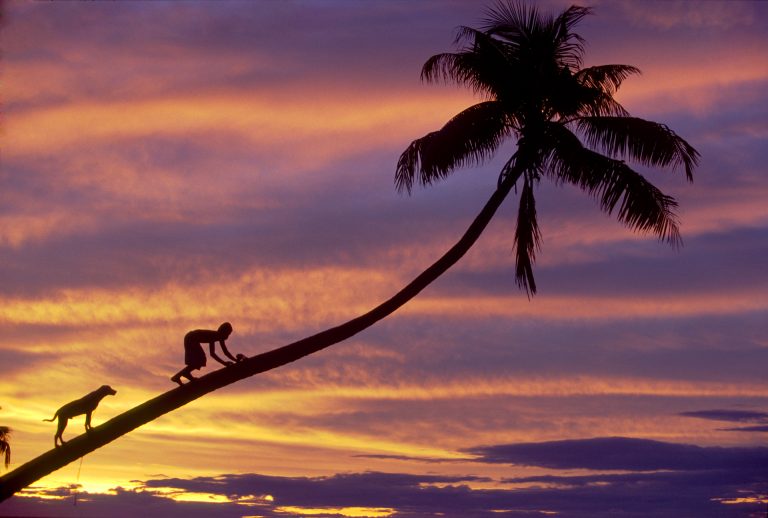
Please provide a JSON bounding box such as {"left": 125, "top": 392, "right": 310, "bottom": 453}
{"left": 438, "top": 225, "right": 768, "bottom": 298}
{"left": 465, "top": 436, "right": 768, "bottom": 472}
{"left": 679, "top": 409, "right": 768, "bottom": 424}
{"left": 0, "top": 347, "right": 47, "bottom": 375}
{"left": 5, "top": 451, "right": 766, "bottom": 518}
{"left": 616, "top": 0, "right": 759, "bottom": 30}
{"left": 720, "top": 425, "right": 768, "bottom": 433}
{"left": 351, "top": 453, "right": 471, "bottom": 464}
{"left": 680, "top": 408, "right": 768, "bottom": 434}
{"left": 4, "top": 1, "right": 478, "bottom": 106}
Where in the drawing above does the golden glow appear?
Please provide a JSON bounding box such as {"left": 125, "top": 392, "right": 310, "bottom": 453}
{"left": 275, "top": 506, "right": 395, "bottom": 517}
{"left": 716, "top": 497, "right": 768, "bottom": 505}
{"left": 15, "top": 488, "right": 72, "bottom": 501}
{"left": 135, "top": 412, "right": 464, "bottom": 462}
{"left": 140, "top": 486, "right": 272, "bottom": 505}
{"left": 0, "top": 267, "right": 395, "bottom": 338}
{"left": 151, "top": 488, "right": 233, "bottom": 504}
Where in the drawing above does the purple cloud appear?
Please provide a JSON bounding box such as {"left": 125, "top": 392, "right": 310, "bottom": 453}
{"left": 680, "top": 409, "right": 768, "bottom": 424}
{"left": 680, "top": 409, "right": 768, "bottom": 434}
{"left": 465, "top": 436, "right": 768, "bottom": 472}
{"left": 4, "top": 453, "right": 765, "bottom": 518}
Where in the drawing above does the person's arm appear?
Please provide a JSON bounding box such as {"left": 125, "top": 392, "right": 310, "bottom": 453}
{"left": 218, "top": 340, "right": 238, "bottom": 362}
{"left": 209, "top": 342, "right": 232, "bottom": 366}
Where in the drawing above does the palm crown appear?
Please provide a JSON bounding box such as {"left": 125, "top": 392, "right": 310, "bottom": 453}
{"left": 396, "top": 2, "right": 699, "bottom": 294}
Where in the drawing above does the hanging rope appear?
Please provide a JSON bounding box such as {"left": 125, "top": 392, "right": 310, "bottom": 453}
{"left": 73, "top": 456, "right": 84, "bottom": 506}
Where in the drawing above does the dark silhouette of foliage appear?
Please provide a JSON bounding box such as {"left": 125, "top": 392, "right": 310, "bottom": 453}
{"left": 396, "top": 2, "right": 698, "bottom": 294}
{"left": 0, "top": 426, "right": 10, "bottom": 470}
{"left": 0, "top": 1, "right": 698, "bottom": 501}
{"left": 0, "top": 406, "right": 10, "bottom": 471}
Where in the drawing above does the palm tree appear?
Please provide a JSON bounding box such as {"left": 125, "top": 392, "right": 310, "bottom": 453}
{"left": 0, "top": 1, "right": 698, "bottom": 500}
{"left": 0, "top": 426, "right": 10, "bottom": 471}
{"left": 396, "top": 2, "right": 697, "bottom": 294}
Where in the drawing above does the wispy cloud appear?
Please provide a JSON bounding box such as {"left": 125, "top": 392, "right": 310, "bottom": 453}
{"left": 680, "top": 408, "right": 768, "bottom": 433}
{"left": 466, "top": 436, "right": 768, "bottom": 471}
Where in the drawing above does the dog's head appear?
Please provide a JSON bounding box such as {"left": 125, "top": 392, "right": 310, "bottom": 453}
{"left": 98, "top": 385, "right": 117, "bottom": 396}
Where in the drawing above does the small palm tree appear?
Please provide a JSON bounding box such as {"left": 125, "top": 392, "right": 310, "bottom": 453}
{"left": 0, "top": 1, "right": 698, "bottom": 500}
{"left": 396, "top": 2, "right": 698, "bottom": 294}
{"left": 0, "top": 426, "right": 10, "bottom": 470}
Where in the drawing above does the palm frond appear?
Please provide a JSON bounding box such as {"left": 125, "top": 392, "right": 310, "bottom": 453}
{"left": 483, "top": 2, "right": 591, "bottom": 71}
{"left": 550, "top": 5, "right": 591, "bottom": 70}
{"left": 570, "top": 65, "right": 640, "bottom": 117}
{"left": 422, "top": 27, "right": 518, "bottom": 98}
{"left": 421, "top": 52, "right": 475, "bottom": 87}
{"left": 577, "top": 91, "right": 630, "bottom": 118}
{"left": 396, "top": 101, "right": 513, "bottom": 193}
{"left": 576, "top": 117, "right": 700, "bottom": 180}
{"left": 482, "top": 1, "right": 540, "bottom": 38}
{"left": 554, "top": 5, "right": 592, "bottom": 35}
{"left": 513, "top": 176, "right": 541, "bottom": 295}
{"left": 544, "top": 123, "right": 682, "bottom": 244}
{"left": 576, "top": 65, "right": 641, "bottom": 96}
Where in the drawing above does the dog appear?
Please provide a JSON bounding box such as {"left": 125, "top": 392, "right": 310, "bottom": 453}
{"left": 43, "top": 385, "right": 117, "bottom": 447}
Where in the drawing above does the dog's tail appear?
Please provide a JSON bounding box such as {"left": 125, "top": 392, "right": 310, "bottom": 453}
{"left": 42, "top": 412, "right": 58, "bottom": 422}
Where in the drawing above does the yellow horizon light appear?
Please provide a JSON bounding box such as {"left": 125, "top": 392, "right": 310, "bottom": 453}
{"left": 275, "top": 506, "right": 395, "bottom": 517}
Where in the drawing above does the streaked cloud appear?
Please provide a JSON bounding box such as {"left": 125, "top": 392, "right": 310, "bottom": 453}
{"left": 467, "top": 436, "right": 768, "bottom": 471}
{"left": 616, "top": 0, "right": 758, "bottom": 30}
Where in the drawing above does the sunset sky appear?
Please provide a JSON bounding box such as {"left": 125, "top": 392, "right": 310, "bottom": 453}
{"left": 1, "top": 0, "right": 767, "bottom": 516}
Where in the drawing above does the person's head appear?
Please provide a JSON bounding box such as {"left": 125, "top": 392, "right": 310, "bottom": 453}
{"left": 218, "top": 322, "right": 233, "bottom": 338}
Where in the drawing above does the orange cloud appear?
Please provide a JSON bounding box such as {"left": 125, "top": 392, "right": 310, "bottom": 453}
{"left": 616, "top": 49, "right": 767, "bottom": 116}
{"left": 5, "top": 89, "right": 473, "bottom": 159}
{"left": 0, "top": 265, "right": 396, "bottom": 334}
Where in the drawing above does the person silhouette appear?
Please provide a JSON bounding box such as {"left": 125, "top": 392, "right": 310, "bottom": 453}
{"left": 171, "top": 322, "right": 241, "bottom": 385}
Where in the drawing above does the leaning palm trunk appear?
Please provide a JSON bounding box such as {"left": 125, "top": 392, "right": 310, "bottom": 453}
{"left": 0, "top": 168, "right": 522, "bottom": 502}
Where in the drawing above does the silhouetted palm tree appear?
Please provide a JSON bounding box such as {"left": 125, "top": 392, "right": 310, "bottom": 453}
{"left": 0, "top": 2, "right": 698, "bottom": 500}
{"left": 0, "top": 426, "right": 10, "bottom": 470}
{"left": 396, "top": 2, "right": 697, "bottom": 294}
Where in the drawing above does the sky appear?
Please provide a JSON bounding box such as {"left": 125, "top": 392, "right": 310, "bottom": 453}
{"left": 1, "top": 0, "right": 767, "bottom": 516}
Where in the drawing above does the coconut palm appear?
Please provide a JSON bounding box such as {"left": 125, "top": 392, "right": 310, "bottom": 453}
{"left": 0, "top": 1, "right": 698, "bottom": 500}
{"left": 396, "top": 2, "right": 698, "bottom": 294}
{"left": 0, "top": 426, "right": 10, "bottom": 470}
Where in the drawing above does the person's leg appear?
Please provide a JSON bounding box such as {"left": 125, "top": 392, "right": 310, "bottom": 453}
{"left": 181, "top": 366, "right": 198, "bottom": 381}
{"left": 171, "top": 366, "right": 195, "bottom": 385}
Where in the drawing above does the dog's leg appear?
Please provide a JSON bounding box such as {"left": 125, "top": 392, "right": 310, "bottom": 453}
{"left": 55, "top": 418, "right": 68, "bottom": 447}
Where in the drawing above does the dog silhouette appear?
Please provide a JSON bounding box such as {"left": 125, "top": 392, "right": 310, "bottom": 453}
{"left": 43, "top": 385, "right": 117, "bottom": 447}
